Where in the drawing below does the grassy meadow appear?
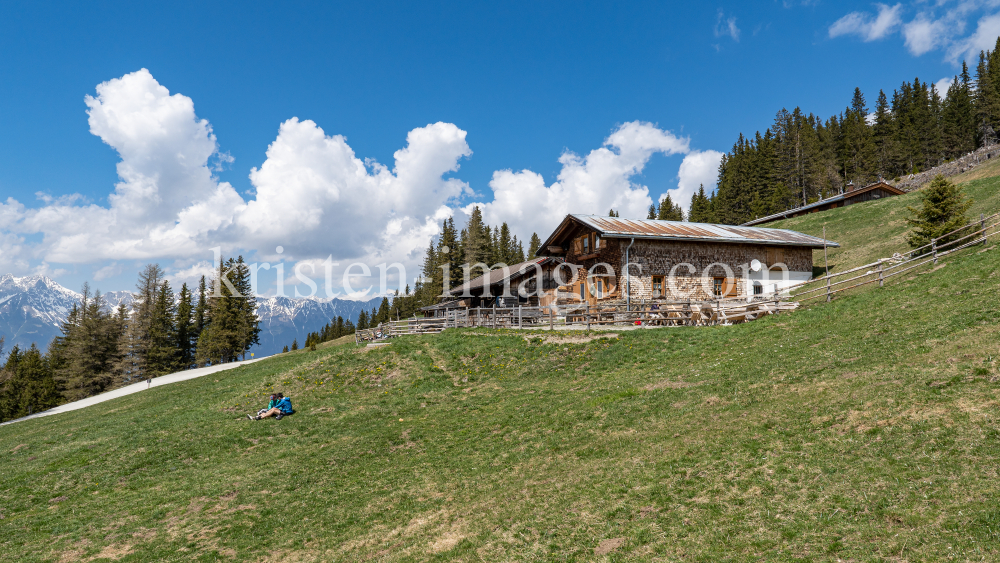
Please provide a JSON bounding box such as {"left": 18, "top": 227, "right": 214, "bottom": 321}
{"left": 767, "top": 173, "right": 1000, "bottom": 274}
{"left": 1, "top": 176, "right": 1000, "bottom": 562}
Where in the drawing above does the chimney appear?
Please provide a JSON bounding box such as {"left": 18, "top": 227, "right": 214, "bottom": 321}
{"left": 846, "top": 181, "right": 855, "bottom": 193}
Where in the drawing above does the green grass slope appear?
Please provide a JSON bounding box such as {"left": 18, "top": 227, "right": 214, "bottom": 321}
{"left": 765, "top": 174, "right": 1000, "bottom": 274}
{"left": 2, "top": 242, "right": 1000, "bottom": 561}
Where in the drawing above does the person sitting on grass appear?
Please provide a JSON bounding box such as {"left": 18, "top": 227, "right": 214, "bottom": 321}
{"left": 253, "top": 394, "right": 279, "bottom": 419}
{"left": 248, "top": 393, "right": 294, "bottom": 420}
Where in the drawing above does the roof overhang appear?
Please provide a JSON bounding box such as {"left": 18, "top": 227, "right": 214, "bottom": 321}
{"left": 539, "top": 214, "right": 839, "bottom": 252}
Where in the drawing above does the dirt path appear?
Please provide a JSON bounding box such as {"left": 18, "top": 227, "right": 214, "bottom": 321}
{"left": 0, "top": 358, "right": 264, "bottom": 428}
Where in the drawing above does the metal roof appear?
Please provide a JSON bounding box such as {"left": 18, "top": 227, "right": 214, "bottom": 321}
{"left": 561, "top": 214, "right": 839, "bottom": 248}
{"left": 740, "top": 195, "right": 846, "bottom": 226}
{"left": 446, "top": 257, "right": 562, "bottom": 296}
{"left": 741, "top": 181, "right": 906, "bottom": 226}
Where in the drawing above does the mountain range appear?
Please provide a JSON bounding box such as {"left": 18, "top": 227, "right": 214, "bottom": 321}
{"left": 0, "top": 274, "right": 383, "bottom": 358}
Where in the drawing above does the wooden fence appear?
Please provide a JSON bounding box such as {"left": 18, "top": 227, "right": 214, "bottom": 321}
{"left": 789, "top": 211, "right": 1000, "bottom": 303}
{"left": 355, "top": 297, "right": 796, "bottom": 343}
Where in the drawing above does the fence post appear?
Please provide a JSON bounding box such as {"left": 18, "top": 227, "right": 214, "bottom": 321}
{"left": 878, "top": 260, "right": 884, "bottom": 288}
{"left": 492, "top": 303, "right": 496, "bottom": 329}
{"left": 826, "top": 273, "right": 831, "bottom": 302}
{"left": 586, "top": 303, "right": 591, "bottom": 330}
{"left": 549, "top": 305, "right": 554, "bottom": 331}
{"left": 983, "top": 213, "right": 987, "bottom": 246}
{"left": 518, "top": 305, "right": 522, "bottom": 328}
{"left": 932, "top": 238, "right": 938, "bottom": 265}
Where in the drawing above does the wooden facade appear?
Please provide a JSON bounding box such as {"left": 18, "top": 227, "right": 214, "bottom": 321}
{"left": 538, "top": 215, "right": 836, "bottom": 302}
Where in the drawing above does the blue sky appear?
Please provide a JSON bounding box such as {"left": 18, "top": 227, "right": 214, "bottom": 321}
{"left": 0, "top": 1, "right": 997, "bottom": 295}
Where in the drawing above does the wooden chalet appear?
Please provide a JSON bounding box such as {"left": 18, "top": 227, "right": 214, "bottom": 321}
{"left": 537, "top": 214, "right": 838, "bottom": 302}
{"left": 741, "top": 181, "right": 906, "bottom": 226}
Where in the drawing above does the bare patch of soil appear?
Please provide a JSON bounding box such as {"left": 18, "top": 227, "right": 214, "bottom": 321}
{"left": 595, "top": 537, "right": 625, "bottom": 555}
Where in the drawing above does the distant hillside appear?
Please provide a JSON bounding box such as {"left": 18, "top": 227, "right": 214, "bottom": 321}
{"left": 765, "top": 169, "right": 1000, "bottom": 274}
{"left": 0, "top": 274, "right": 383, "bottom": 356}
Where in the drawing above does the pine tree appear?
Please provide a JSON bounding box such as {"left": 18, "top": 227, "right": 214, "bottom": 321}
{"left": 196, "top": 256, "right": 259, "bottom": 365}
{"left": 291, "top": 339, "right": 299, "bottom": 351}
{"left": 51, "top": 285, "right": 122, "bottom": 399}
{"left": 656, "top": 193, "right": 684, "bottom": 221}
{"left": 0, "top": 343, "right": 62, "bottom": 422}
{"left": 463, "top": 206, "right": 492, "bottom": 267}
{"left": 975, "top": 51, "right": 998, "bottom": 146}
{"left": 230, "top": 256, "right": 261, "bottom": 360}
{"left": 647, "top": 203, "right": 656, "bottom": 219}
{"left": 608, "top": 209, "right": 619, "bottom": 217}
{"left": 872, "top": 90, "right": 897, "bottom": 178}
{"left": 175, "top": 283, "right": 195, "bottom": 369}
{"left": 116, "top": 264, "right": 167, "bottom": 381}
{"left": 497, "top": 223, "right": 513, "bottom": 265}
{"left": 905, "top": 175, "right": 972, "bottom": 250}
{"left": 842, "top": 87, "right": 876, "bottom": 185}
{"left": 145, "top": 279, "right": 178, "bottom": 376}
{"left": 688, "top": 185, "right": 714, "bottom": 223}
{"left": 282, "top": 345, "right": 289, "bottom": 353}
{"left": 527, "top": 233, "right": 541, "bottom": 259}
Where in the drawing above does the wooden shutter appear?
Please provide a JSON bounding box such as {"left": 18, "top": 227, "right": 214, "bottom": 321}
{"left": 722, "top": 278, "right": 738, "bottom": 297}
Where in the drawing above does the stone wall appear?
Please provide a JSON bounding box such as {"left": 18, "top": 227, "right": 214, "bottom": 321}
{"left": 893, "top": 144, "right": 1000, "bottom": 191}
{"left": 560, "top": 228, "right": 814, "bottom": 301}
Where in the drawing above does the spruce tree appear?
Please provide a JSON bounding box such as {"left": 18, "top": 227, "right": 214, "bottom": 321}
{"left": 498, "top": 223, "right": 513, "bottom": 264}
{"left": 0, "top": 343, "right": 62, "bottom": 422}
{"left": 144, "top": 280, "right": 178, "bottom": 375}
{"left": 906, "top": 175, "right": 972, "bottom": 250}
{"left": 463, "top": 206, "right": 491, "bottom": 267}
{"left": 175, "top": 283, "right": 195, "bottom": 369}
{"left": 975, "top": 51, "right": 998, "bottom": 146}
{"left": 647, "top": 204, "right": 656, "bottom": 219}
{"left": 527, "top": 233, "right": 541, "bottom": 259}
{"left": 196, "top": 257, "right": 244, "bottom": 365}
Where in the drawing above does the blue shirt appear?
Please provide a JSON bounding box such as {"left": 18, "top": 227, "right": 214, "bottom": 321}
{"left": 276, "top": 397, "right": 293, "bottom": 414}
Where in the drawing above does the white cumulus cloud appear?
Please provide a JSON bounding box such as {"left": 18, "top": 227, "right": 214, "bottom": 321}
{"left": 0, "top": 70, "right": 723, "bottom": 293}
{"left": 671, "top": 150, "right": 724, "bottom": 214}
{"left": 472, "top": 122, "right": 691, "bottom": 239}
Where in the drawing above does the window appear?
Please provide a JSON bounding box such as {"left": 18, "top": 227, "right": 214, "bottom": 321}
{"left": 588, "top": 279, "right": 605, "bottom": 299}
{"left": 713, "top": 277, "right": 724, "bottom": 297}
{"left": 579, "top": 282, "right": 585, "bottom": 301}
{"left": 594, "top": 235, "right": 601, "bottom": 250}
{"left": 753, "top": 281, "right": 763, "bottom": 295}
{"left": 583, "top": 235, "right": 589, "bottom": 254}
{"left": 651, "top": 275, "right": 663, "bottom": 297}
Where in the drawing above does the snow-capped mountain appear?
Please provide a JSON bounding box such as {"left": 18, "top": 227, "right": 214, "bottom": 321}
{"left": 0, "top": 274, "right": 384, "bottom": 357}
{"left": 0, "top": 274, "right": 81, "bottom": 352}
{"left": 253, "top": 295, "right": 383, "bottom": 356}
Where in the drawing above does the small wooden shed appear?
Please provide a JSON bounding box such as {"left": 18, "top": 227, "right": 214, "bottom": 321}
{"left": 741, "top": 181, "right": 906, "bottom": 226}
